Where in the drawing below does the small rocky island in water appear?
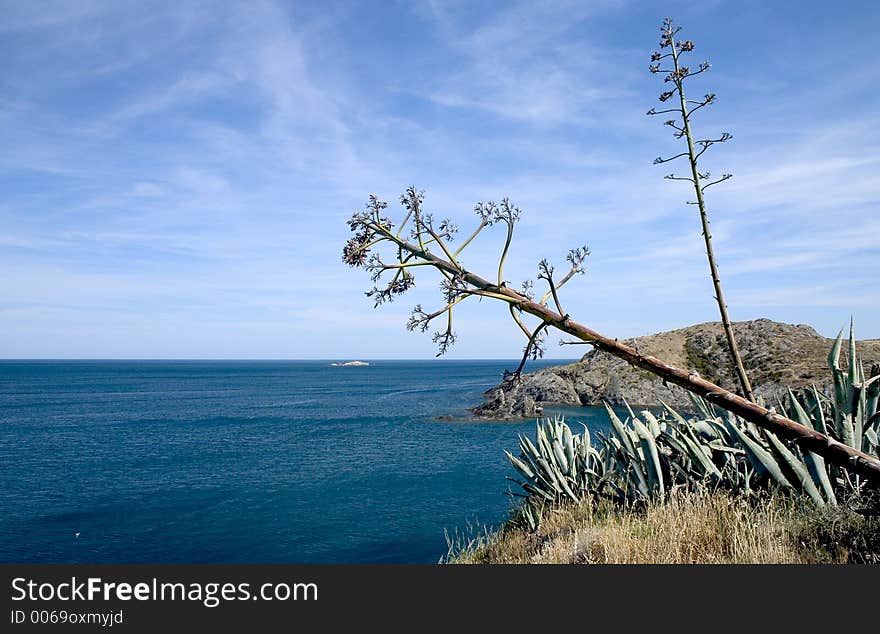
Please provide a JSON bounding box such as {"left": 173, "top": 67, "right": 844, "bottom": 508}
{"left": 474, "top": 319, "right": 880, "bottom": 420}
{"left": 331, "top": 360, "right": 370, "bottom": 367}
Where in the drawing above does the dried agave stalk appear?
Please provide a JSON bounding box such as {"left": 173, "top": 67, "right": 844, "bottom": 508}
{"left": 648, "top": 18, "right": 754, "bottom": 401}
{"left": 342, "top": 191, "right": 880, "bottom": 483}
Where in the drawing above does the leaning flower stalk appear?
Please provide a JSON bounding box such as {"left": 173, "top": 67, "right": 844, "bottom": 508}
{"left": 341, "top": 189, "right": 880, "bottom": 483}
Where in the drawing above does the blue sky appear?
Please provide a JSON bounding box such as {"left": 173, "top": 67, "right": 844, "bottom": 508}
{"left": 2, "top": 0, "right": 878, "bottom": 359}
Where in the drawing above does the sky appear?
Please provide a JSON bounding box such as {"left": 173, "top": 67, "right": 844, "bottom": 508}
{"left": 1, "top": 0, "right": 878, "bottom": 359}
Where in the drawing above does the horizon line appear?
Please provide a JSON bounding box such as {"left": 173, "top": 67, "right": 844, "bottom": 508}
{"left": 0, "top": 357, "right": 582, "bottom": 362}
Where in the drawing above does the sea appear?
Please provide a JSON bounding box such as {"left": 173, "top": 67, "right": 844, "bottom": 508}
{"left": 0, "top": 359, "right": 615, "bottom": 564}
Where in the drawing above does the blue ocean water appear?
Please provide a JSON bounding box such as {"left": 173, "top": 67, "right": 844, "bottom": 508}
{"left": 0, "top": 360, "right": 612, "bottom": 563}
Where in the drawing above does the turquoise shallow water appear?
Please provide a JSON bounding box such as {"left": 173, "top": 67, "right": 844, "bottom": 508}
{"left": 0, "top": 359, "right": 612, "bottom": 563}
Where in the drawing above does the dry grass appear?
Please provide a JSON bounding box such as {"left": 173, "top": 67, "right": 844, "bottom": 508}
{"left": 450, "top": 489, "right": 880, "bottom": 564}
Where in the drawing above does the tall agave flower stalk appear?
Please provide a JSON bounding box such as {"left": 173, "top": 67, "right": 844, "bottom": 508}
{"left": 648, "top": 18, "right": 755, "bottom": 402}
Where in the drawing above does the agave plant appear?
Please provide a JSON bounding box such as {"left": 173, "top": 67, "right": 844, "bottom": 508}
{"left": 505, "top": 416, "right": 605, "bottom": 505}
{"left": 506, "top": 324, "right": 878, "bottom": 527}
{"left": 784, "top": 322, "right": 880, "bottom": 494}
{"left": 507, "top": 402, "right": 833, "bottom": 529}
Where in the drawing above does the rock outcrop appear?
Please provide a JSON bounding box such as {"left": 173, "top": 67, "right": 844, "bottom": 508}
{"left": 473, "top": 319, "right": 880, "bottom": 419}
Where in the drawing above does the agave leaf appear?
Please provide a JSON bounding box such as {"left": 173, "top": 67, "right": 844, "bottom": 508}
{"left": 537, "top": 425, "right": 558, "bottom": 470}
{"left": 557, "top": 474, "right": 579, "bottom": 502}
{"left": 687, "top": 393, "right": 717, "bottom": 420}
{"left": 659, "top": 399, "right": 690, "bottom": 428}
{"left": 603, "top": 426, "right": 649, "bottom": 497}
{"left": 786, "top": 390, "right": 836, "bottom": 503}
{"left": 542, "top": 419, "right": 556, "bottom": 447}
{"left": 864, "top": 426, "right": 878, "bottom": 455}
{"left": 764, "top": 431, "right": 826, "bottom": 505}
{"left": 660, "top": 428, "right": 690, "bottom": 458}
{"left": 521, "top": 483, "right": 553, "bottom": 501}
{"left": 853, "top": 378, "right": 865, "bottom": 453}
{"left": 867, "top": 412, "right": 880, "bottom": 435}
{"left": 535, "top": 457, "right": 562, "bottom": 492}
{"left": 506, "top": 451, "right": 535, "bottom": 480}
{"left": 828, "top": 328, "right": 850, "bottom": 420}
{"left": 605, "top": 403, "right": 637, "bottom": 458}
{"left": 511, "top": 436, "right": 562, "bottom": 499}
{"left": 588, "top": 447, "right": 604, "bottom": 471}
{"left": 606, "top": 408, "right": 650, "bottom": 495}
{"left": 707, "top": 440, "right": 744, "bottom": 454}
{"left": 669, "top": 460, "right": 697, "bottom": 482}
{"left": 848, "top": 319, "right": 858, "bottom": 387}
{"left": 552, "top": 438, "right": 570, "bottom": 476}
{"left": 562, "top": 424, "right": 575, "bottom": 469}
{"left": 594, "top": 431, "right": 614, "bottom": 475}
{"left": 678, "top": 430, "right": 722, "bottom": 481}
{"left": 520, "top": 434, "right": 540, "bottom": 457}
{"left": 581, "top": 425, "right": 592, "bottom": 458}
{"left": 532, "top": 469, "right": 562, "bottom": 496}
{"left": 693, "top": 420, "right": 720, "bottom": 440}
{"left": 840, "top": 414, "right": 855, "bottom": 449}
{"left": 576, "top": 437, "right": 588, "bottom": 464}
{"left": 519, "top": 436, "right": 548, "bottom": 474}
{"left": 518, "top": 450, "right": 558, "bottom": 494}
{"left": 682, "top": 411, "right": 712, "bottom": 451}
{"left": 627, "top": 464, "right": 650, "bottom": 499}
{"left": 828, "top": 327, "right": 844, "bottom": 372}
{"left": 808, "top": 386, "right": 830, "bottom": 436}
{"left": 518, "top": 448, "right": 547, "bottom": 483}
{"left": 641, "top": 410, "right": 662, "bottom": 438}
{"left": 865, "top": 372, "right": 880, "bottom": 423}
{"left": 706, "top": 419, "right": 732, "bottom": 444}
{"left": 633, "top": 417, "right": 665, "bottom": 498}
{"left": 520, "top": 501, "right": 540, "bottom": 531}
{"left": 726, "top": 420, "right": 792, "bottom": 490}
{"left": 581, "top": 429, "right": 599, "bottom": 474}
{"left": 535, "top": 421, "right": 549, "bottom": 454}
{"left": 605, "top": 436, "right": 626, "bottom": 457}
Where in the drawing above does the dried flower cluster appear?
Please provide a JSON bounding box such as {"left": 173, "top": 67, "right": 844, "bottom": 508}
{"left": 342, "top": 189, "right": 588, "bottom": 368}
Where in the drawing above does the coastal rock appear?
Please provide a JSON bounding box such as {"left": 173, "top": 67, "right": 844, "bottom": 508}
{"left": 472, "top": 319, "right": 880, "bottom": 419}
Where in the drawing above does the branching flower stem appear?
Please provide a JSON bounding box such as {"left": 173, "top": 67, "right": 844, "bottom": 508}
{"left": 424, "top": 222, "right": 459, "bottom": 268}
{"left": 395, "top": 209, "right": 413, "bottom": 238}
{"left": 509, "top": 305, "right": 532, "bottom": 339}
{"left": 497, "top": 220, "right": 514, "bottom": 286}
{"left": 511, "top": 321, "right": 551, "bottom": 380}
{"left": 539, "top": 267, "right": 577, "bottom": 306}
{"left": 665, "top": 21, "right": 755, "bottom": 402}
{"left": 453, "top": 220, "right": 488, "bottom": 257}
{"left": 380, "top": 261, "right": 435, "bottom": 271}
{"left": 539, "top": 265, "right": 566, "bottom": 316}
{"left": 426, "top": 295, "right": 468, "bottom": 322}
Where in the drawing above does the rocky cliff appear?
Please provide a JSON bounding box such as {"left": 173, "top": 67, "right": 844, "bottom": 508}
{"left": 473, "top": 319, "right": 880, "bottom": 419}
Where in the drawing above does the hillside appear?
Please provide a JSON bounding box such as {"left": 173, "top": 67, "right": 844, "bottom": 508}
{"left": 473, "top": 319, "right": 880, "bottom": 419}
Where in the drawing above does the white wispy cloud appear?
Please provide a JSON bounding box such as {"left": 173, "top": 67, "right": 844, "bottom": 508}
{"left": 1, "top": 0, "right": 878, "bottom": 358}
{"left": 415, "top": 0, "right": 631, "bottom": 125}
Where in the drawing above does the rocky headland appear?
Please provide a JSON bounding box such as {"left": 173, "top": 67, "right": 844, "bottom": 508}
{"left": 473, "top": 319, "right": 880, "bottom": 419}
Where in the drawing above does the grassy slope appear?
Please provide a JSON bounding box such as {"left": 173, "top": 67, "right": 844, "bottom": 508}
{"left": 450, "top": 490, "right": 880, "bottom": 564}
